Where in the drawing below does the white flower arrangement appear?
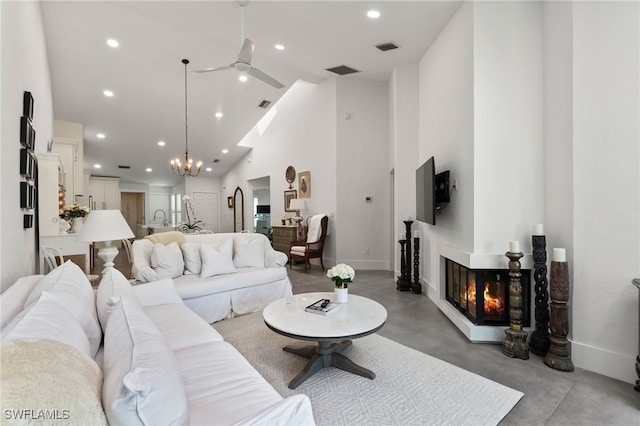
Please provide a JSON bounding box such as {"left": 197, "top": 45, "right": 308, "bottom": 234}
{"left": 62, "top": 203, "right": 90, "bottom": 219}
{"left": 327, "top": 263, "right": 355, "bottom": 288}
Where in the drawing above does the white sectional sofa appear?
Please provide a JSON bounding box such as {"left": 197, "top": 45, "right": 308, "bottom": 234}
{"left": 132, "top": 232, "right": 292, "bottom": 323}
{"left": 0, "top": 262, "right": 314, "bottom": 425}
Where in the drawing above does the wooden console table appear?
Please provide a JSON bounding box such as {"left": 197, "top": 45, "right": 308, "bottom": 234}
{"left": 271, "top": 225, "right": 298, "bottom": 254}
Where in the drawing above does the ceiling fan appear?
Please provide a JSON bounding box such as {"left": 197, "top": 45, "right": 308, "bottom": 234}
{"left": 193, "top": 1, "right": 284, "bottom": 89}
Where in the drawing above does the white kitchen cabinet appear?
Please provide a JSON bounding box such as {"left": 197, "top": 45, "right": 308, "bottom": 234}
{"left": 89, "top": 176, "right": 120, "bottom": 210}
{"left": 36, "top": 153, "right": 65, "bottom": 237}
{"left": 51, "top": 138, "right": 81, "bottom": 201}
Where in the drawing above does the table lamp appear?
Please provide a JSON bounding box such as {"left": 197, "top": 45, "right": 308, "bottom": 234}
{"left": 289, "top": 198, "right": 306, "bottom": 226}
{"left": 77, "top": 210, "right": 134, "bottom": 274}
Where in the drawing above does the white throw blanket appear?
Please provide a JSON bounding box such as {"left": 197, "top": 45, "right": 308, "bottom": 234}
{"left": 0, "top": 339, "right": 107, "bottom": 425}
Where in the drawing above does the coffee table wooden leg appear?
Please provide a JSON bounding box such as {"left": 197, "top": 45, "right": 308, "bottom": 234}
{"left": 331, "top": 352, "right": 375, "bottom": 380}
{"left": 283, "top": 340, "right": 375, "bottom": 389}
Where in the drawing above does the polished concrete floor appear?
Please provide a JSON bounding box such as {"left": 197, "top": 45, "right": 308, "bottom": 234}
{"left": 286, "top": 266, "right": 640, "bottom": 425}
{"left": 102, "top": 251, "right": 639, "bottom": 425}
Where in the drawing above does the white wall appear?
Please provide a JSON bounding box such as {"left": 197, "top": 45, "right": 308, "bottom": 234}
{"left": 417, "top": 0, "right": 475, "bottom": 291}
{"left": 223, "top": 79, "right": 338, "bottom": 261}
{"left": 223, "top": 77, "right": 390, "bottom": 270}
{"left": 569, "top": 0, "right": 640, "bottom": 384}
{"left": 473, "top": 1, "right": 544, "bottom": 255}
{"left": 389, "top": 64, "right": 419, "bottom": 275}
{"left": 335, "top": 78, "right": 391, "bottom": 269}
{"left": 1, "top": 1, "right": 54, "bottom": 291}
{"left": 404, "top": 0, "right": 639, "bottom": 384}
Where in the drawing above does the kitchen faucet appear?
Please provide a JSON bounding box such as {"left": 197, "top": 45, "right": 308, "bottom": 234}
{"left": 153, "top": 209, "right": 168, "bottom": 226}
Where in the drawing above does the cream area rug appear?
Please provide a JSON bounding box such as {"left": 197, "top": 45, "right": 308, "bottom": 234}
{"left": 213, "top": 313, "right": 523, "bottom": 426}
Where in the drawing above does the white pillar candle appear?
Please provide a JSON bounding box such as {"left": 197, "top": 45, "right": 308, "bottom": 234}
{"left": 553, "top": 248, "right": 566, "bottom": 262}
{"left": 509, "top": 241, "right": 520, "bottom": 253}
{"left": 533, "top": 224, "right": 544, "bottom": 235}
{"left": 413, "top": 230, "right": 420, "bottom": 238}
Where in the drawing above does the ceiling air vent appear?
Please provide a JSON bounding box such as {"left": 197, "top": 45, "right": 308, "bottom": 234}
{"left": 258, "top": 100, "right": 271, "bottom": 109}
{"left": 376, "top": 42, "right": 399, "bottom": 52}
{"left": 325, "top": 65, "right": 360, "bottom": 76}
{"left": 118, "top": 165, "right": 131, "bottom": 169}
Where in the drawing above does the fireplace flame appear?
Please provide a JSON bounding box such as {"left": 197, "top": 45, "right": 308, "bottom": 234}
{"left": 465, "top": 283, "right": 504, "bottom": 315}
{"left": 483, "top": 284, "right": 504, "bottom": 315}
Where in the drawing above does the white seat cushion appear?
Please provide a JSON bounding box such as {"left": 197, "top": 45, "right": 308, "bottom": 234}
{"left": 102, "top": 298, "right": 189, "bottom": 426}
{"left": 290, "top": 245, "right": 308, "bottom": 255}
{"left": 174, "top": 341, "right": 282, "bottom": 426}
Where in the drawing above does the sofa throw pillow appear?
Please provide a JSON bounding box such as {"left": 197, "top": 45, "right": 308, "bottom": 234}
{"left": 151, "top": 242, "right": 185, "bottom": 279}
{"left": 102, "top": 298, "right": 189, "bottom": 426}
{"left": 0, "top": 274, "right": 43, "bottom": 329}
{"left": 1, "top": 339, "right": 107, "bottom": 426}
{"left": 96, "top": 268, "right": 141, "bottom": 331}
{"left": 181, "top": 243, "right": 202, "bottom": 275}
{"left": 22, "top": 260, "right": 102, "bottom": 358}
{"left": 136, "top": 267, "right": 159, "bottom": 283}
{"left": 233, "top": 237, "right": 266, "bottom": 268}
{"left": 1, "top": 292, "right": 92, "bottom": 358}
{"left": 200, "top": 240, "right": 236, "bottom": 278}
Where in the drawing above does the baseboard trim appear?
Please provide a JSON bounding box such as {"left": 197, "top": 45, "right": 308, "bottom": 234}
{"left": 571, "top": 339, "right": 636, "bottom": 385}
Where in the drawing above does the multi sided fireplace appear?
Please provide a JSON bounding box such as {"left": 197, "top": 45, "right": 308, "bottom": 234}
{"left": 445, "top": 258, "right": 530, "bottom": 327}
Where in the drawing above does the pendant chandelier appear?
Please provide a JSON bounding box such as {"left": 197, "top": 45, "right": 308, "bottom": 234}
{"left": 171, "top": 59, "right": 202, "bottom": 177}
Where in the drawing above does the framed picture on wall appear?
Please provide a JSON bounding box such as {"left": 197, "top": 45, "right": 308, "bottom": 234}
{"left": 284, "top": 190, "right": 297, "bottom": 212}
{"left": 298, "top": 171, "right": 311, "bottom": 198}
{"left": 227, "top": 196, "right": 234, "bottom": 208}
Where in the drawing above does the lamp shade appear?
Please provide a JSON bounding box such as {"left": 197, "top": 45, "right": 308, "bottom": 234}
{"left": 76, "top": 210, "right": 134, "bottom": 242}
{"left": 289, "top": 199, "right": 306, "bottom": 211}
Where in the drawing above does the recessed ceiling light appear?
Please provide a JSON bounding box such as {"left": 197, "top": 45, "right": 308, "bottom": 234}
{"left": 157, "top": 140, "right": 165, "bottom": 146}
{"left": 106, "top": 39, "right": 119, "bottom": 48}
{"left": 222, "top": 149, "right": 229, "bottom": 154}
{"left": 96, "top": 133, "right": 105, "bottom": 139}
{"left": 205, "top": 167, "right": 212, "bottom": 172}
{"left": 215, "top": 112, "right": 223, "bottom": 118}
{"left": 145, "top": 168, "right": 152, "bottom": 172}
{"left": 103, "top": 90, "right": 114, "bottom": 97}
{"left": 238, "top": 75, "right": 248, "bottom": 83}
{"left": 275, "top": 44, "right": 285, "bottom": 51}
{"left": 367, "top": 10, "right": 381, "bottom": 19}
{"left": 94, "top": 164, "right": 101, "bottom": 169}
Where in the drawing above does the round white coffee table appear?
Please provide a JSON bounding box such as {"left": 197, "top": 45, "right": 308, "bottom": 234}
{"left": 263, "top": 292, "right": 387, "bottom": 389}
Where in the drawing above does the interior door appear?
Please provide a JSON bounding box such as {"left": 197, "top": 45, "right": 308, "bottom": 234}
{"left": 121, "top": 192, "right": 144, "bottom": 238}
{"left": 192, "top": 191, "right": 219, "bottom": 232}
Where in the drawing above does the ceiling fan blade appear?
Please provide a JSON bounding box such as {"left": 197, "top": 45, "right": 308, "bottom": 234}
{"left": 247, "top": 67, "right": 285, "bottom": 89}
{"left": 192, "top": 65, "right": 233, "bottom": 74}
{"left": 237, "top": 38, "right": 255, "bottom": 65}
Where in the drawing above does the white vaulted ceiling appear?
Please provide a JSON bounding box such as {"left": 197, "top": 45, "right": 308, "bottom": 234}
{"left": 40, "top": 0, "right": 462, "bottom": 186}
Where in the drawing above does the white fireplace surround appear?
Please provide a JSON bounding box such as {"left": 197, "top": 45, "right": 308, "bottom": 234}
{"left": 432, "top": 245, "right": 535, "bottom": 343}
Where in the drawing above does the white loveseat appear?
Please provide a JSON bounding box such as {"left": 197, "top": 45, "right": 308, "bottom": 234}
{"left": 0, "top": 262, "right": 315, "bottom": 425}
{"left": 132, "top": 232, "right": 292, "bottom": 323}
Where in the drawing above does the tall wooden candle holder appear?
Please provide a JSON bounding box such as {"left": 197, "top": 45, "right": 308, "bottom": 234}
{"left": 412, "top": 237, "right": 422, "bottom": 294}
{"left": 530, "top": 234, "right": 550, "bottom": 357}
{"left": 544, "top": 248, "right": 574, "bottom": 372}
{"left": 396, "top": 239, "right": 411, "bottom": 291}
{"left": 503, "top": 245, "right": 530, "bottom": 360}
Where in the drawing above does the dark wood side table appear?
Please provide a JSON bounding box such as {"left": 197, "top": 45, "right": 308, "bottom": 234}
{"left": 633, "top": 278, "right": 640, "bottom": 392}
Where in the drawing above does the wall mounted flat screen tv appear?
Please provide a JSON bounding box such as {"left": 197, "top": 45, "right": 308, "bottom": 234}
{"left": 416, "top": 157, "right": 451, "bottom": 225}
{"left": 416, "top": 157, "right": 436, "bottom": 225}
